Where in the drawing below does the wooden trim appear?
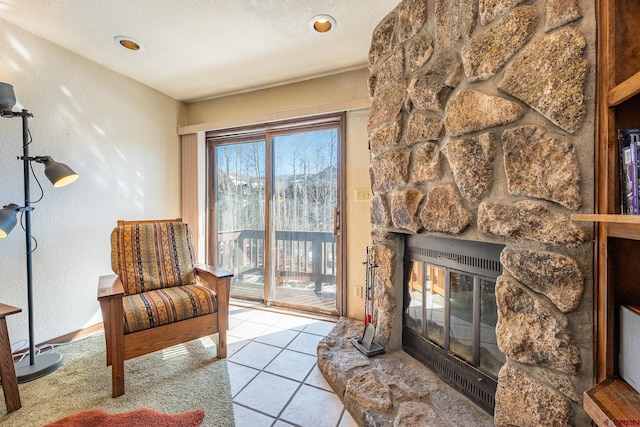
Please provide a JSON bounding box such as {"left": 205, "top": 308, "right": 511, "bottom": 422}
{"left": 571, "top": 213, "right": 640, "bottom": 224}
{"left": 45, "top": 323, "right": 104, "bottom": 346}
{"left": 601, "top": 223, "right": 615, "bottom": 380}
{"left": 177, "top": 97, "right": 371, "bottom": 135}
{"left": 595, "top": 0, "right": 613, "bottom": 385}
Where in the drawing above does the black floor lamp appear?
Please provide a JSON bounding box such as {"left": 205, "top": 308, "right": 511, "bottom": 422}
{"left": 0, "top": 82, "right": 79, "bottom": 382}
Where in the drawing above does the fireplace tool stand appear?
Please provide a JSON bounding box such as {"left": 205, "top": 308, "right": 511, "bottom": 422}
{"left": 351, "top": 246, "right": 384, "bottom": 357}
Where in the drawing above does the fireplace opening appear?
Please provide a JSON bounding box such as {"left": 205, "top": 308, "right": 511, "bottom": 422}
{"left": 403, "top": 235, "right": 505, "bottom": 414}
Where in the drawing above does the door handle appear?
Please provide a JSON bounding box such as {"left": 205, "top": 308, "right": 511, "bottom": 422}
{"left": 333, "top": 207, "right": 340, "bottom": 236}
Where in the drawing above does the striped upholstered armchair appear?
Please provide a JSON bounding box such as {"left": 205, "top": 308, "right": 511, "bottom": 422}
{"left": 97, "top": 219, "right": 232, "bottom": 397}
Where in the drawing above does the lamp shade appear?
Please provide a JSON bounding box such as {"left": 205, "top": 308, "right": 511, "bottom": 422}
{"left": 42, "top": 157, "right": 79, "bottom": 187}
{"left": 0, "top": 82, "right": 16, "bottom": 110}
{"left": 0, "top": 204, "right": 19, "bottom": 238}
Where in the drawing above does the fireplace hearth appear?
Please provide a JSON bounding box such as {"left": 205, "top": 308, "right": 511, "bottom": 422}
{"left": 403, "top": 235, "right": 505, "bottom": 413}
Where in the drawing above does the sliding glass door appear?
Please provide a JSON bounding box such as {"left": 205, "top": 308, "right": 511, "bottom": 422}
{"left": 214, "top": 140, "right": 266, "bottom": 301}
{"left": 209, "top": 116, "right": 344, "bottom": 316}
{"left": 270, "top": 128, "right": 338, "bottom": 312}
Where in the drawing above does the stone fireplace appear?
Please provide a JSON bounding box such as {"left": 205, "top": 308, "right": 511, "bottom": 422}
{"left": 318, "top": 0, "right": 596, "bottom": 426}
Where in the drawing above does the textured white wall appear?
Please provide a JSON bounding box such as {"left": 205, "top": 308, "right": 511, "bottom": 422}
{"left": 0, "top": 19, "right": 185, "bottom": 349}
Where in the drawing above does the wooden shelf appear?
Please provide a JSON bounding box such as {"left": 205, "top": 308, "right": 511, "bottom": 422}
{"left": 571, "top": 213, "right": 640, "bottom": 224}
{"left": 609, "top": 70, "right": 640, "bottom": 106}
{"left": 584, "top": 379, "right": 640, "bottom": 427}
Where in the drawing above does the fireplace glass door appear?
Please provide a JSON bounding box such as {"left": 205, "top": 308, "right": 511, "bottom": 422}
{"left": 403, "top": 235, "right": 505, "bottom": 413}
{"left": 404, "top": 260, "right": 505, "bottom": 380}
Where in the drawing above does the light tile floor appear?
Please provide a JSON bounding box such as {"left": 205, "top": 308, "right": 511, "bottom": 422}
{"left": 228, "top": 303, "right": 357, "bottom": 427}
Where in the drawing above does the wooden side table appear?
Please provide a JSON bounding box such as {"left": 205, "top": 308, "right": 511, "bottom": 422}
{"left": 0, "top": 303, "right": 21, "bottom": 413}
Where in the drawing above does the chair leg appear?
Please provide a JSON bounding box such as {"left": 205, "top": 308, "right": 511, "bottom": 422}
{"left": 102, "top": 298, "right": 125, "bottom": 397}
{"left": 216, "top": 276, "right": 230, "bottom": 359}
{"left": 217, "top": 329, "right": 227, "bottom": 358}
{"left": 111, "top": 348, "right": 125, "bottom": 398}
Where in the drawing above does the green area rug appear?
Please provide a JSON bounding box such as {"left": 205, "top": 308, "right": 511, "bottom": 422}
{"left": 0, "top": 333, "right": 234, "bottom": 427}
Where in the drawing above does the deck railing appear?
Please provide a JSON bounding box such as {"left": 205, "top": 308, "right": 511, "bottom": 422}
{"left": 217, "top": 229, "right": 336, "bottom": 292}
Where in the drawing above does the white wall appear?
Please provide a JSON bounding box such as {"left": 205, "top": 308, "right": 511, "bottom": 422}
{"left": 0, "top": 19, "right": 185, "bottom": 348}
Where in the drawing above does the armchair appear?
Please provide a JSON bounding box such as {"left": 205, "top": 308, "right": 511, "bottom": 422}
{"left": 97, "top": 219, "right": 232, "bottom": 397}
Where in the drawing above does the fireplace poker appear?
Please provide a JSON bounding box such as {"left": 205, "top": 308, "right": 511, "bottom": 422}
{"left": 350, "top": 246, "right": 384, "bottom": 357}
{"left": 364, "top": 245, "right": 375, "bottom": 325}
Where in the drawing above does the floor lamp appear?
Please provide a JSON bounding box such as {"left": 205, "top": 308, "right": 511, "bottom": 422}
{"left": 0, "top": 82, "right": 79, "bottom": 382}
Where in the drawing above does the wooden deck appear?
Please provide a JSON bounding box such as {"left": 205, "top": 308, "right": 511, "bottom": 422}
{"left": 230, "top": 281, "right": 336, "bottom": 313}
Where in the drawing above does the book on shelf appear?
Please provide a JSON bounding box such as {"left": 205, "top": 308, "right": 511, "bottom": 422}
{"left": 618, "top": 128, "right": 640, "bottom": 214}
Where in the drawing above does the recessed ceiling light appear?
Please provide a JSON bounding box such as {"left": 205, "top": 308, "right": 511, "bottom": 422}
{"left": 114, "top": 36, "right": 144, "bottom": 52}
{"left": 310, "top": 15, "right": 336, "bottom": 33}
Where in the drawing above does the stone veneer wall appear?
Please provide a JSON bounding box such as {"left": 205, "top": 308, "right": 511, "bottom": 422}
{"left": 366, "top": 0, "right": 595, "bottom": 425}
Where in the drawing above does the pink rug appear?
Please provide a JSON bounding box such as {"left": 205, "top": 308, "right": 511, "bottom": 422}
{"left": 44, "top": 408, "right": 205, "bottom": 427}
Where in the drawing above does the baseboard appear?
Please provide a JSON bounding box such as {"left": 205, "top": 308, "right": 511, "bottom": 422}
{"left": 13, "top": 323, "right": 104, "bottom": 358}
{"left": 47, "top": 323, "right": 104, "bottom": 345}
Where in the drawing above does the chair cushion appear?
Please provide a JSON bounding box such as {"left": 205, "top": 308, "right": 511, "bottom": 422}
{"left": 123, "top": 284, "right": 218, "bottom": 334}
{"left": 112, "top": 222, "right": 198, "bottom": 295}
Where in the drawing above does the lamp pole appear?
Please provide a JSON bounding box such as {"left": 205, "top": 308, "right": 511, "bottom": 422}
{"left": 13, "top": 109, "right": 63, "bottom": 382}
{"left": 0, "top": 83, "right": 75, "bottom": 382}
{"left": 22, "top": 109, "right": 36, "bottom": 366}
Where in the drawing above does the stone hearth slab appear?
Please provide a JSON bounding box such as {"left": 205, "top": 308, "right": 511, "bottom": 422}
{"left": 318, "top": 319, "right": 494, "bottom": 427}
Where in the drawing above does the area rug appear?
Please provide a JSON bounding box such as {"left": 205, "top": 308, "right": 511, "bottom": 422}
{"left": 44, "top": 408, "right": 204, "bottom": 427}
{"left": 0, "top": 333, "right": 234, "bottom": 427}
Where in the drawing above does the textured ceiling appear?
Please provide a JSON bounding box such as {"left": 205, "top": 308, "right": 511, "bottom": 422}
{"left": 0, "top": 0, "right": 399, "bottom": 102}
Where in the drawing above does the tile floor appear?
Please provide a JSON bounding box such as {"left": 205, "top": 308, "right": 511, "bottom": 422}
{"left": 227, "top": 303, "right": 357, "bottom": 427}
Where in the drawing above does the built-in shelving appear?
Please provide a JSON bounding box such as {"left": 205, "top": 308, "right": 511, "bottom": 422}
{"left": 584, "top": 0, "right": 640, "bottom": 424}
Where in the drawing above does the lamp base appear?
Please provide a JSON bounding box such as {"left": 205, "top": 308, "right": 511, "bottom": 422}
{"left": 15, "top": 352, "right": 63, "bottom": 383}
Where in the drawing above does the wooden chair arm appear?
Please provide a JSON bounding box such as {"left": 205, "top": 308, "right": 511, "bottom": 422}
{"left": 194, "top": 264, "right": 233, "bottom": 279}
{"left": 194, "top": 265, "right": 232, "bottom": 301}
{"left": 98, "top": 274, "right": 125, "bottom": 300}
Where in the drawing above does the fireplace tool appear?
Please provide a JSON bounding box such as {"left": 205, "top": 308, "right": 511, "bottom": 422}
{"left": 351, "top": 246, "right": 384, "bottom": 356}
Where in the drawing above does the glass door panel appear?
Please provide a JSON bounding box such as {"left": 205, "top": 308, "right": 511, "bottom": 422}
{"left": 425, "top": 265, "right": 446, "bottom": 347}
{"left": 405, "top": 261, "right": 424, "bottom": 335}
{"left": 479, "top": 277, "right": 504, "bottom": 378}
{"left": 214, "top": 140, "right": 266, "bottom": 301}
{"left": 271, "top": 129, "right": 338, "bottom": 313}
{"left": 449, "top": 271, "right": 475, "bottom": 363}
